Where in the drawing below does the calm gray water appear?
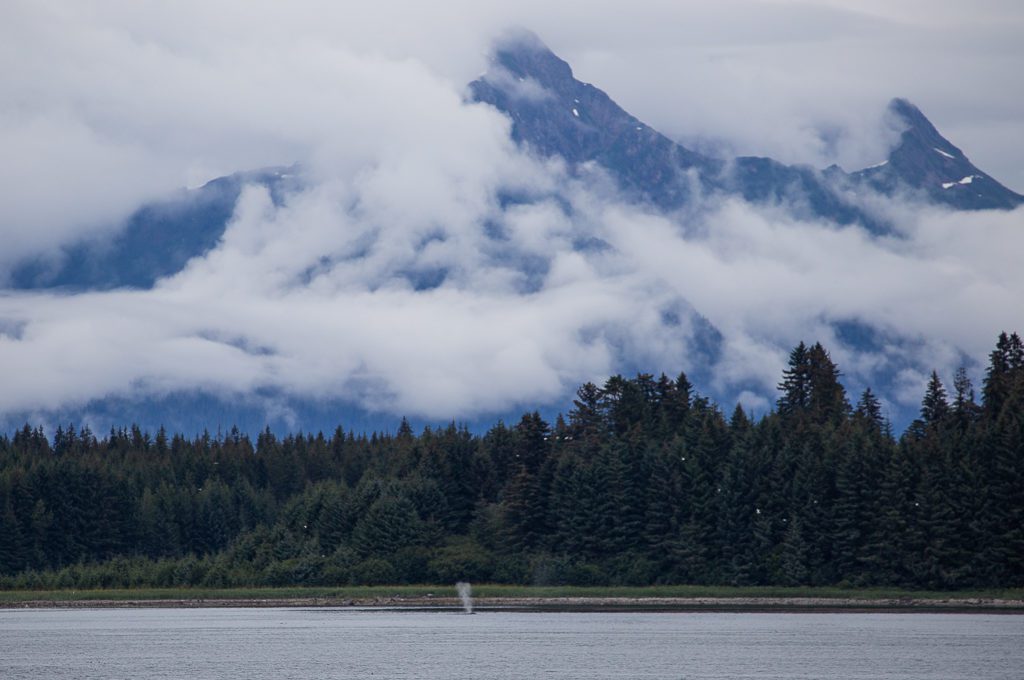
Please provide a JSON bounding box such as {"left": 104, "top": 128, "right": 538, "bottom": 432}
{"left": 1, "top": 608, "right": 1022, "bottom": 679}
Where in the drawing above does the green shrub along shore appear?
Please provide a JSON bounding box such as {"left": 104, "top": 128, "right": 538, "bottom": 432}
{"left": 1, "top": 334, "right": 1023, "bottom": 593}
{"left": 2, "top": 584, "right": 1023, "bottom": 606}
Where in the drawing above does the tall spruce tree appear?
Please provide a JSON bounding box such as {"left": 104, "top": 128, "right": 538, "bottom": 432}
{"left": 921, "top": 371, "right": 951, "bottom": 426}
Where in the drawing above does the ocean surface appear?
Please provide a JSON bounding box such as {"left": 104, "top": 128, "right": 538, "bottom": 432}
{"left": 1, "top": 608, "right": 1021, "bottom": 679}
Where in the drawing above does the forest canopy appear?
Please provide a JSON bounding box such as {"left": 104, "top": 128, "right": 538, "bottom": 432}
{"left": 1, "top": 332, "right": 1022, "bottom": 590}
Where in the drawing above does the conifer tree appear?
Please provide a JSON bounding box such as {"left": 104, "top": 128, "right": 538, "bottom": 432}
{"left": 778, "top": 514, "right": 809, "bottom": 586}
{"left": 921, "top": 371, "right": 951, "bottom": 426}
{"left": 952, "top": 367, "right": 980, "bottom": 426}
{"left": 854, "top": 389, "right": 884, "bottom": 431}
{"left": 806, "top": 343, "right": 849, "bottom": 426}
{"left": 983, "top": 332, "right": 1024, "bottom": 419}
{"left": 501, "top": 465, "right": 545, "bottom": 552}
{"left": 778, "top": 342, "right": 811, "bottom": 418}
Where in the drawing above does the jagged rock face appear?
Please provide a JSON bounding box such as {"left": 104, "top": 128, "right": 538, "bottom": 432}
{"left": 729, "top": 156, "right": 870, "bottom": 226}
{"left": 472, "top": 33, "right": 1022, "bottom": 221}
{"left": 470, "top": 32, "right": 874, "bottom": 226}
{"left": 852, "top": 98, "right": 1023, "bottom": 210}
{"left": 469, "top": 32, "right": 721, "bottom": 210}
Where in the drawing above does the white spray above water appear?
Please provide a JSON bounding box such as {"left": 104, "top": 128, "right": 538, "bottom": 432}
{"left": 456, "top": 581, "right": 473, "bottom": 614}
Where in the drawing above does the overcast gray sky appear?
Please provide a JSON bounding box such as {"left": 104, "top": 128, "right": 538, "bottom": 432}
{"left": 1, "top": 0, "right": 1022, "bottom": 425}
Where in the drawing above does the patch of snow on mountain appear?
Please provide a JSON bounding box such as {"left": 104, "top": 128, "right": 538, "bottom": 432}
{"left": 941, "top": 177, "right": 976, "bottom": 189}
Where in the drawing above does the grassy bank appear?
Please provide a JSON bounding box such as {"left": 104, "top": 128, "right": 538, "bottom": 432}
{"left": 2, "top": 584, "right": 1023, "bottom": 605}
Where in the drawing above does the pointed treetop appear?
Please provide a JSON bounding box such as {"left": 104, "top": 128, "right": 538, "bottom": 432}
{"left": 983, "top": 331, "right": 1024, "bottom": 418}
{"left": 855, "top": 388, "right": 884, "bottom": 429}
{"left": 777, "top": 341, "right": 848, "bottom": 426}
{"left": 920, "top": 370, "right": 950, "bottom": 425}
{"left": 730, "top": 403, "right": 751, "bottom": 430}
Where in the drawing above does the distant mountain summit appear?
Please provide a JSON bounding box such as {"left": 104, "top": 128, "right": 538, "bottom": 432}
{"left": 471, "top": 31, "right": 880, "bottom": 227}
{"left": 471, "top": 31, "right": 1022, "bottom": 222}
{"left": 468, "top": 29, "right": 721, "bottom": 210}
{"left": 850, "top": 98, "right": 1023, "bottom": 210}
{"left": 469, "top": 31, "right": 869, "bottom": 224}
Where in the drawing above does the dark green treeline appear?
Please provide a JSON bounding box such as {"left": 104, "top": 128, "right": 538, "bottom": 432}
{"left": 1, "top": 333, "right": 1022, "bottom": 590}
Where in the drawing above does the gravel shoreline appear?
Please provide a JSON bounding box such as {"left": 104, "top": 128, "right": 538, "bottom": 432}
{"left": 3, "top": 596, "right": 1023, "bottom": 612}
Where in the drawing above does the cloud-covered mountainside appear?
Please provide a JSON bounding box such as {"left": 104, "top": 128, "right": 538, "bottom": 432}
{"left": 1, "top": 31, "right": 1022, "bottom": 435}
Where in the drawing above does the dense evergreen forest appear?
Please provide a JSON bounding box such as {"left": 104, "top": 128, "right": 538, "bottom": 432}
{"left": 1, "top": 333, "right": 1022, "bottom": 590}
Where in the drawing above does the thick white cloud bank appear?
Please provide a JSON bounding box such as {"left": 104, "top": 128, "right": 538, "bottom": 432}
{"left": 1, "top": 0, "right": 1023, "bottom": 425}
{"left": 3, "top": 173, "right": 1022, "bottom": 422}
